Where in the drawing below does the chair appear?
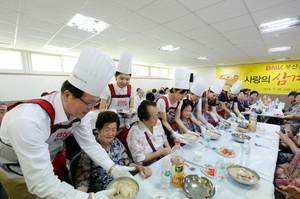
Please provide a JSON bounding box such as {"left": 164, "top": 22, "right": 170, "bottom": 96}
{"left": 69, "top": 152, "right": 81, "bottom": 188}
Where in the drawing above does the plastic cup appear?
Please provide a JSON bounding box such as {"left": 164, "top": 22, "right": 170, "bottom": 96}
{"left": 231, "top": 122, "right": 238, "bottom": 130}
{"left": 225, "top": 158, "right": 235, "bottom": 167}
{"left": 232, "top": 143, "right": 241, "bottom": 154}
{"left": 194, "top": 151, "right": 203, "bottom": 162}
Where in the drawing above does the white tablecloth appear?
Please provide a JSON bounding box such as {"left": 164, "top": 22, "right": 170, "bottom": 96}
{"left": 133, "top": 123, "right": 280, "bottom": 199}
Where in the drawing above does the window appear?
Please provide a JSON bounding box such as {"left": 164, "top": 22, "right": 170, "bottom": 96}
{"left": 31, "top": 54, "right": 62, "bottom": 72}
{"left": 62, "top": 57, "right": 78, "bottom": 72}
{"left": 132, "top": 65, "right": 138, "bottom": 76}
{"left": 160, "top": 68, "right": 169, "bottom": 78}
{"left": 150, "top": 67, "right": 160, "bottom": 77}
{"left": 138, "top": 66, "right": 149, "bottom": 76}
{"left": 0, "top": 50, "right": 23, "bottom": 70}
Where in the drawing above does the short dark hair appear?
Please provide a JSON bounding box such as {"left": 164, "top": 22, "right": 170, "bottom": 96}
{"left": 136, "top": 88, "right": 141, "bottom": 92}
{"left": 288, "top": 91, "right": 297, "bottom": 97}
{"left": 181, "top": 99, "right": 194, "bottom": 113}
{"left": 146, "top": 93, "right": 155, "bottom": 101}
{"left": 41, "top": 92, "right": 49, "bottom": 97}
{"left": 295, "top": 93, "right": 300, "bottom": 98}
{"left": 61, "top": 80, "right": 84, "bottom": 98}
{"left": 159, "top": 90, "right": 165, "bottom": 94}
{"left": 164, "top": 87, "right": 169, "bottom": 91}
{"left": 250, "top": 91, "right": 259, "bottom": 96}
{"left": 95, "top": 111, "right": 120, "bottom": 130}
{"left": 138, "top": 100, "right": 157, "bottom": 121}
{"left": 170, "top": 88, "right": 189, "bottom": 94}
{"left": 115, "top": 71, "right": 132, "bottom": 77}
{"left": 152, "top": 88, "right": 157, "bottom": 93}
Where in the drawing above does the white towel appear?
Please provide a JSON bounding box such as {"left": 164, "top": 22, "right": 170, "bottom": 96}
{"left": 246, "top": 179, "right": 274, "bottom": 199}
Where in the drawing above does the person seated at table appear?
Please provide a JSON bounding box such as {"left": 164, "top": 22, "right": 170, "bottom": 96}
{"left": 0, "top": 101, "right": 7, "bottom": 127}
{"left": 283, "top": 91, "right": 298, "bottom": 113}
{"left": 274, "top": 130, "right": 300, "bottom": 199}
{"left": 232, "top": 91, "right": 250, "bottom": 119}
{"left": 146, "top": 92, "right": 155, "bottom": 101}
{"left": 200, "top": 98, "right": 218, "bottom": 127}
{"left": 277, "top": 124, "right": 300, "bottom": 165}
{"left": 246, "top": 91, "right": 259, "bottom": 106}
{"left": 279, "top": 185, "right": 300, "bottom": 199}
{"left": 76, "top": 111, "right": 151, "bottom": 193}
{"left": 171, "top": 99, "right": 201, "bottom": 135}
{"left": 280, "top": 93, "right": 300, "bottom": 135}
{"left": 243, "top": 92, "right": 250, "bottom": 108}
{"left": 127, "top": 100, "right": 171, "bottom": 165}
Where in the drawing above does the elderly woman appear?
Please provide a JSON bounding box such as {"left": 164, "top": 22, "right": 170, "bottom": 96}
{"left": 171, "top": 99, "right": 200, "bottom": 134}
{"left": 280, "top": 93, "right": 300, "bottom": 135}
{"left": 127, "top": 100, "right": 171, "bottom": 165}
{"left": 275, "top": 130, "right": 300, "bottom": 199}
{"left": 76, "top": 111, "right": 151, "bottom": 193}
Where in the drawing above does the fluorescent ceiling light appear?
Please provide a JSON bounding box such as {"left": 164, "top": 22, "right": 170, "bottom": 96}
{"left": 67, "top": 14, "right": 110, "bottom": 33}
{"left": 196, "top": 57, "right": 210, "bottom": 60}
{"left": 159, "top": 45, "right": 180, "bottom": 52}
{"left": 155, "top": 63, "right": 164, "bottom": 65}
{"left": 259, "top": 17, "right": 300, "bottom": 33}
{"left": 217, "top": 63, "right": 225, "bottom": 65}
{"left": 273, "top": 58, "right": 289, "bottom": 61}
{"left": 268, "top": 46, "right": 292, "bottom": 52}
{"left": 43, "top": 45, "right": 69, "bottom": 52}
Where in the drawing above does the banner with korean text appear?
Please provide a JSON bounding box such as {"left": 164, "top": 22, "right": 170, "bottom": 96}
{"left": 216, "top": 61, "right": 300, "bottom": 94}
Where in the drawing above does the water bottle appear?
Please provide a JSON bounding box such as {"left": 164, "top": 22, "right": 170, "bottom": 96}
{"left": 248, "top": 110, "right": 257, "bottom": 132}
{"left": 215, "top": 156, "right": 227, "bottom": 189}
{"left": 170, "top": 139, "right": 185, "bottom": 187}
{"left": 241, "top": 140, "right": 250, "bottom": 166}
{"left": 160, "top": 158, "right": 171, "bottom": 188}
{"left": 203, "top": 130, "right": 211, "bottom": 150}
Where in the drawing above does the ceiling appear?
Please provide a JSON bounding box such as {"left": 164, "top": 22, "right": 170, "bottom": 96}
{"left": 0, "top": 0, "right": 300, "bottom": 69}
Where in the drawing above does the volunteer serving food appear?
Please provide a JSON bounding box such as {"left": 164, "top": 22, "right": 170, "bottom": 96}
{"left": 202, "top": 79, "right": 226, "bottom": 127}
{"left": 100, "top": 52, "right": 136, "bottom": 134}
{"left": 0, "top": 47, "right": 134, "bottom": 199}
{"left": 217, "top": 80, "right": 242, "bottom": 119}
{"left": 156, "top": 68, "right": 191, "bottom": 146}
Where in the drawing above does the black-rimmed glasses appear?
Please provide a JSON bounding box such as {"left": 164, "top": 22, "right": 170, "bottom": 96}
{"left": 78, "top": 97, "right": 99, "bottom": 108}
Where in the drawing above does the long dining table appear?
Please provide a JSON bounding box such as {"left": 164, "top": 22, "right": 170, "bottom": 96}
{"left": 133, "top": 122, "right": 280, "bottom": 199}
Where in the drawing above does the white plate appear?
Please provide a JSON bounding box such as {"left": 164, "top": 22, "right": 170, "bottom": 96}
{"left": 200, "top": 164, "right": 215, "bottom": 179}
{"left": 214, "top": 147, "right": 236, "bottom": 158}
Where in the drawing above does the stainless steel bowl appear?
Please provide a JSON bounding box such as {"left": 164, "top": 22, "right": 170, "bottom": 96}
{"left": 182, "top": 175, "right": 215, "bottom": 199}
{"left": 182, "top": 133, "right": 200, "bottom": 143}
{"left": 224, "top": 121, "right": 231, "bottom": 129}
{"left": 106, "top": 177, "right": 139, "bottom": 199}
{"left": 231, "top": 133, "right": 251, "bottom": 143}
{"left": 227, "top": 165, "right": 260, "bottom": 185}
{"left": 209, "top": 131, "right": 222, "bottom": 140}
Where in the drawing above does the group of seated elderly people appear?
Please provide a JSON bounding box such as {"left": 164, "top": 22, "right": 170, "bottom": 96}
{"left": 75, "top": 100, "right": 169, "bottom": 193}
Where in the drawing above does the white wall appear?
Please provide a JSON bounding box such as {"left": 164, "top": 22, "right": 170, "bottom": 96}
{"left": 190, "top": 67, "right": 216, "bottom": 89}
{"left": 0, "top": 74, "right": 173, "bottom": 101}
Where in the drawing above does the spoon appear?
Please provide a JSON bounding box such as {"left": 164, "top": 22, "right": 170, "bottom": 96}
{"left": 254, "top": 143, "right": 280, "bottom": 151}
{"left": 185, "top": 163, "right": 196, "bottom": 171}
{"left": 255, "top": 135, "right": 277, "bottom": 140}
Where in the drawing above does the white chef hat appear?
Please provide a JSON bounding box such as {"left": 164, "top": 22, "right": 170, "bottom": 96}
{"left": 174, "top": 68, "right": 191, "bottom": 89}
{"left": 68, "top": 46, "right": 116, "bottom": 97}
{"left": 210, "top": 79, "right": 226, "bottom": 94}
{"left": 117, "top": 52, "right": 132, "bottom": 74}
{"left": 190, "top": 77, "right": 207, "bottom": 96}
{"left": 230, "top": 80, "right": 242, "bottom": 94}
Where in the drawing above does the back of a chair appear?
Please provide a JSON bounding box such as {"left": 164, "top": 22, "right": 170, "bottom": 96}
{"left": 69, "top": 152, "right": 81, "bottom": 188}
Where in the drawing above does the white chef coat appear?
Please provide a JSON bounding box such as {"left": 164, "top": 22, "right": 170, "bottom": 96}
{"left": 0, "top": 92, "right": 114, "bottom": 199}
